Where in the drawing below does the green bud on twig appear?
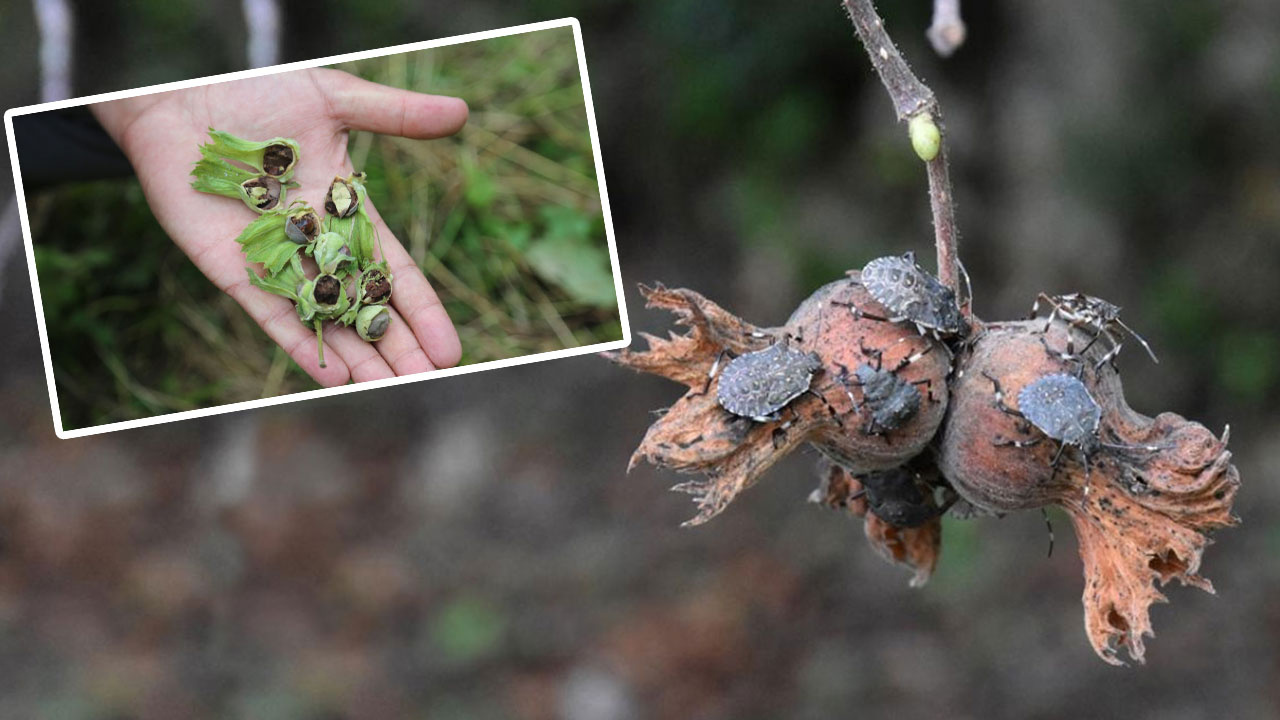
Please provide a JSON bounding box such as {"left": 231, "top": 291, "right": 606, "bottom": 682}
{"left": 356, "top": 304, "right": 392, "bottom": 342}
{"left": 909, "top": 113, "right": 941, "bottom": 162}
{"left": 200, "top": 129, "right": 301, "bottom": 179}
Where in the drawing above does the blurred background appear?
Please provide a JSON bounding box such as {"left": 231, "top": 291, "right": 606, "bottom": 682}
{"left": 1, "top": 0, "right": 1278, "bottom": 718}
{"left": 20, "top": 23, "right": 619, "bottom": 431}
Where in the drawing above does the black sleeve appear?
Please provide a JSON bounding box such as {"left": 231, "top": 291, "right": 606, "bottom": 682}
{"left": 11, "top": 106, "right": 135, "bottom": 192}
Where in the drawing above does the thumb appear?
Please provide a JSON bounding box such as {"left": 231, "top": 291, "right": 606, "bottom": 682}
{"left": 313, "top": 68, "right": 468, "bottom": 138}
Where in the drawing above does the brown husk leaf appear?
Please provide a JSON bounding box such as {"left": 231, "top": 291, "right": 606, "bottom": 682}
{"left": 939, "top": 319, "right": 1240, "bottom": 664}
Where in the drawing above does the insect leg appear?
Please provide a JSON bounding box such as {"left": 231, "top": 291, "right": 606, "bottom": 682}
{"left": 802, "top": 388, "right": 844, "bottom": 429}
{"left": 910, "top": 378, "right": 935, "bottom": 403}
{"left": 832, "top": 300, "right": 894, "bottom": 324}
{"left": 980, "top": 371, "right": 1025, "bottom": 419}
{"left": 1094, "top": 341, "right": 1123, "bottom": 371}
{"left": 890, "top": 342, "right": 934, "bottom": 372}
{"left": 993, "top": 436, "right": 1042, "bottom": 448}
{"left": 831, "top": 362, "right": 862, "bottom": 415}
{"left": 1041, "top": 508, "right": 1055, "bottom": 558}
{"left": 694, "top": 349, "right": 731, "bottom": 397}
{"left": 1029, "top": 292, "right": 1053, "bottom": 321}
{"left": 857, "top": 336, "right": 885, "bottom": 370}
{"left": 1051, "top": 441, "right": 1069, "bottom": 467}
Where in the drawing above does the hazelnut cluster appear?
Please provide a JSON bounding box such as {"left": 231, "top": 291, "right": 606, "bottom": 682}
{"left": 190, "top": 130, "right": 393, "bottom": 367}
{"left": 609, "top": 262, "right": 1239, "bottom": 665}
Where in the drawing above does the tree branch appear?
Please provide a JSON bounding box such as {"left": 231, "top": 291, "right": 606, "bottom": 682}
{"left": 842, "top": 0, "right": 963, "bottom": 307}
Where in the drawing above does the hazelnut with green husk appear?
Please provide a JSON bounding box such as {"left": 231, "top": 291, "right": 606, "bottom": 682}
{"left": 234, "top": 201, "right": 321, "bottom": 274}
{"left": 356, "top": 305, "right": 391, "bottom": 342}
{"left": 199, "top": 129, "right": 301, "bottom": 179}
{"left": 190, "top": 156, "right": 290, "bottom": 212}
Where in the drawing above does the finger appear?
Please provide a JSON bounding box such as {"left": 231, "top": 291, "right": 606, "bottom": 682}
{"left": 371, "top": 305, "right": 437, "bottom": 376}
{"left": 362, "top": 205, "right": 463, "bottom": 369}
{"left": 323, "top": 322, "right": 397, "bottom": 383}
{"left": 313, "top": 68, "right": 468, "bottom": 139}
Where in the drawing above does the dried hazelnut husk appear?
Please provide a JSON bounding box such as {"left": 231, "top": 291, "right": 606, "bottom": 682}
{"left": 939, "top": 318, "right": 1240, "bottom": 664}
{"left": 606, "top": 277, "right": 950, "bottom": 525}
{"left": 811, "top": 456, "right": 944, "bottom": 587}
{"left": 325, "top": 176, "right": 359, "bottom": 219}
{"left": 356, "top": 305, "right": 392, "bottom": 342}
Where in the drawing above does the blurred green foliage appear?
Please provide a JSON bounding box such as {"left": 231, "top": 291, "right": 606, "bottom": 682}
{"left": 429, "top": 596, "right": 507, "bottom": 665}
{"left": 32, "top": 26, "right": 619, "bottom": 430}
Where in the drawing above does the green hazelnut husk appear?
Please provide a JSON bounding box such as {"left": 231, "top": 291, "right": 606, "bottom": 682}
{"left": 200, "top": 129, "right": 301, "bottom": 179}
{"left": 325, "top": 176, "right": 359, "bottom": 219}
{"left": 285, "top": 206, "right": 321, "bottom": 245}
{"left": 356, "top": 304, "right": 392, "bottom": 342}
{"left": 191, "top": 156, "right": 289, "bottom": 214}
{"left": 357, "top": 265, "right": 393, "bottom": 305}
{"left": 310, "top": 231, "right": 356, "bottom": 276}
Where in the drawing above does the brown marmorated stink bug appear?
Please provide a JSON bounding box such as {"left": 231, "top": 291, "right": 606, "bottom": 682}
{"left": 835, "top": 338, "right": 937, "bottom": 437}
{"left": 714, "top": 341, "right": 825, "bottom": 422}
{"left": 982, "top": 371, "right": 1160, "bottom": 477}
{"left": 853, "top": 251, "right": 968, "bottom": 339}
{"left": 1031, "top": 292, "right": 1159, "bottom": 368}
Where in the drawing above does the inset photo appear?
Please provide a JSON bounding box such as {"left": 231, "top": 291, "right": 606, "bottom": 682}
{"left": 5, "top": 19, "right": 625, "bottom": 438}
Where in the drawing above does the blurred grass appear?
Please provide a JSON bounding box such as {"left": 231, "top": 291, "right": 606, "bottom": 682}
{"left": 30, "top": 26, "right": 620, "bottom": 431}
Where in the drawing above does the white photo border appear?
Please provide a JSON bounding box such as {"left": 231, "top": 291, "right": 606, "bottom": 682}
{"left": 3, "top": 18, "right": 631, "bottom": 440}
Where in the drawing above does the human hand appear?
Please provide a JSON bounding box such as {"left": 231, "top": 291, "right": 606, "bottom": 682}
{"left": 92, "top": 68, "right": 468, "bottom": 386}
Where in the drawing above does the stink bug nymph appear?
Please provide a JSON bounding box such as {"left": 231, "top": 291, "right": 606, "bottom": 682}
{"left": 855, "top": 251, "right": 968, "bottom": 338}
{"left": 714, "top": 341, "right": 825, "bottom": 422}
{"left": 836, "top": 338, "right": 936, "bottom": 437}
{"left": 983, "top": 371, "right": 1160, "bottom": 478}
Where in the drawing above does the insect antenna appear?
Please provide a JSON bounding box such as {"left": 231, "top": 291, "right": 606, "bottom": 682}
{"left": 1114, "top": 317, "right": 1160, "bottom": 364}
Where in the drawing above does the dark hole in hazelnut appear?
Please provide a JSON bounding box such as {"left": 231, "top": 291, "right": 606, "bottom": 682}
{"left": 314, "top": 275, "right": 342, "bottom": 306}
{"left": 262, "top": 144, "right": 294, "bottom": 176}
{"left": 363, "top": 274, "right": 392, "bottom": 303}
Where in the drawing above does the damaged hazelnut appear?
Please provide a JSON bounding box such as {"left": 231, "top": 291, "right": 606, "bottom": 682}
{"left": 261, "top": 143, "right": 296, "bottom": 177}
{"left": 358, "top": 266, "right": 393, "bottom": 305}
{"left": 285, "top": 207, "right": 321, "bottom": 245}
{"left": 325, "top": 177, "right": 359, "bottom": 218}
{"left": 241, "top": 176, "right": 282, "bottom": 211}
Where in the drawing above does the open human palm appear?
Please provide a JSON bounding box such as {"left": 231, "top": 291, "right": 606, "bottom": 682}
{"left": 92, "top": 68, "right": 468, "bottom": 386}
